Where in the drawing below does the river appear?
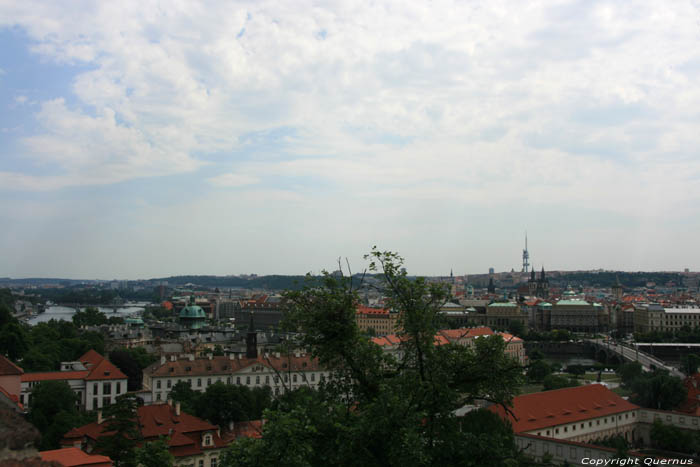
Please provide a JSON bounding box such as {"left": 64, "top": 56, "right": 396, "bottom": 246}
{"left": 27, "top": 304, "right": 148, "bottom": 325}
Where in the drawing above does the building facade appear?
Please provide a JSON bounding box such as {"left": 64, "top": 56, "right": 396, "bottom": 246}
{"left": 20, "top": 350, "right": 127, "bottom": 411}
{"left": 355, "top": 306, "right": 400, "bottom": 335}
{"left": 634, "top": 305, "right": 700, "bottom": 333}
{"left": 143, "top": 353, "right": 330, "bottom": 402}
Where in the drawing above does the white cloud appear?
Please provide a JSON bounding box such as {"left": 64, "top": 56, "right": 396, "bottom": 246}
{"left": 207, "top": 173, "right": 260, "bottom": 188}
{"left": 2, "top": 0, "right": 700, "bottom": 275}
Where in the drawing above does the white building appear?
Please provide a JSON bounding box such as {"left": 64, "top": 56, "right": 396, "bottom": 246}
{"left": 143, "top": 353, "right": 330, "bottom": 402}
{"left": 20, "top": 350, "right": 128, "bottom": 411}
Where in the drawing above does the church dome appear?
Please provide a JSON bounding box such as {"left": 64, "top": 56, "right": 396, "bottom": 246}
{"left": 180, "top": 296, "right": 206, "bottom": 319}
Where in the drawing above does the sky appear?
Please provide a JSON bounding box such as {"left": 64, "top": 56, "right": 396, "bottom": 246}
{"left": 1, "top": 1, "right": 700, "bottom": 279}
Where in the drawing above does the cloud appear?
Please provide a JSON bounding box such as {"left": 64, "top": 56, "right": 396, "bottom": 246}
{"left": 1, "top": 0, "right": 700, "bottom": 216}
{"left": 207, "top": 173, "right": 260, "bottom": 187}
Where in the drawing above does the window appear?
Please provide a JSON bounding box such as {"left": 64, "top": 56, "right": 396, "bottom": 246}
{"left": 580, "top": 423, "right": 584, "bottom": 428}
{"left": 157, "top": 393, "right": 161, "bottom": 401}
{"left": 284, "top": 374, "right": 288, "bottom": 382}
{"left": 293, "top": 374, "right": 297, "bottom": 383}
{"left": 274, "top": 376, "right": 280, "bottom": 384}
{"left": 157, "top": 380, "right": 161, "bottom": 389}
{"left": 265, "top": 375, "right": 270, "bottom": 384}
{"left": 103, "top": 397, "right": 110, "bottom": 407}
{"left": 93, "top": 383, "right": 99, "bottom": 395}
{"left": 188, "top": 379, "right": 192, "bottom": 387}
{"left": 227, "top": 377, "right": 231, "bottom": 384}
{"left": 197, "top": 378, "right": 202, "bottom": 387}
{"left": 597, "top": 420, "right": 600, "bottom": 426}
{"left": 93, "top": 397, "right": 98, "bottom": 409}
{"left": 203, "top": 434, "right": 212, "bottom": 446}
{"left": 236, "top": 376, "right": 241, "bottom": 384}
{"left": 116, "top": 382, "right": 121, "bottom": 394}
{"left": 311, "top": 373, "right": 315, "bottom": 382}
{"left": 208, "top": 378, "right": 212, "bottom": 385}
{"left": 246, "top": 376, "right": 251, "bottom": 384}
{"left": 199, "top": 460, "right": 204, "bottom": 467}
{"left": 167, "top": 380, "right": 172, "bottom": 389}
{"left": 256, "top": 376, "right": 260, "bottom": 384}
{"left": 103, "top": 383, "right": 111, "bottom": 395}
{"left": 211, "top": 458, "right": 217, "bottom": 467}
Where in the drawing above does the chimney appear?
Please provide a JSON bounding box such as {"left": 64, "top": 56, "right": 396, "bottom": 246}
{"left": 208, "top": 354, "right": 213, "bottom": 360}
{"left": 237, "top": 354, "right": 242, "bottom": 360}
{"left": 167, "top": 399, "right": 173, "bottom": 407}
{"left": 275, "top": 352, "right": 280, "bottom": 358}
{"left": 175, "top": 402, "right": 181, "bottom": 416}
{"left": 97, "top": 410, "right": 103, "bottom": 424}
{"left": 170, "top": 355, "right": 176, "bottom": 362}
{"left": 188, "top": 354, "right": 195, "bottom": 361}
{"left": 228, "top": 420, "right": 235, "bottom": 432}
{"left": 229, "top": 354, "right": 235, "bottom": 360}
{"left": 160, "top": 355, "right": 166, "bottom": 365}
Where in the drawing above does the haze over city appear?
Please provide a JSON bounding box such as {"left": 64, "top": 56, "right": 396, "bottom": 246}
{"left": 2, "top": 1, "right": 700, "bottom": 279}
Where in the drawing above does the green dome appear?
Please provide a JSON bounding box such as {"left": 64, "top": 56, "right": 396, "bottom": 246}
{"left": 125, "top": 317, "right": 144, "bottom": 325}
{"left": 180, "top": 304, "right": 206, "bottom": 319}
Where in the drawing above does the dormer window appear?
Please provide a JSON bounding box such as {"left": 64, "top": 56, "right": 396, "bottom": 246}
{"left": 203, "top": 434, "right": 213, "bottom": 446}
{"left": 186, "top": 366, "right": 191, "bottom": 372}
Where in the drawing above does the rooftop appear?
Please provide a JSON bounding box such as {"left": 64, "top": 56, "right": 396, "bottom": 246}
{"left": 489, "top": 384, "right": 638, "bottom": 433}
{"left": 40, "top": 447, "right": 112, "bottom": 467}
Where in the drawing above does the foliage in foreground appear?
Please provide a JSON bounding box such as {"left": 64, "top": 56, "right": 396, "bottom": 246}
{"left": 221, "top": 249, "right": 537, "bottom": 467}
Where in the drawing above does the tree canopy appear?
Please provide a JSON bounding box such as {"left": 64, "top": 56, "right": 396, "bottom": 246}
{"left": 221, "top": 249, "right": 532, "bottom": 467}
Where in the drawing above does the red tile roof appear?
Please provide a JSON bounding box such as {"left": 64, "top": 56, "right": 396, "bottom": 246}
{"left": 145, "top": 354, "right": 321, "bottom": 379}
{"left": 356, "top": 306, "right": 389, "bottom": 316}
{"left": 489, "top": 384, "right": 639, "bottom": 433}
{"left": 22, "top": 371, "right": 90, "bottom": 383}
{"left": 0, "top": 355, "right": 23, "bottom": 376}
{"left": 21, "top": 351, "right": 126, "bottom": 383}
{"left": 63, "top": 403, "right": 225, "bottom": 459}
{"left": 40, "top": 447, "right": 112, "bottom": 467}
{"left": 371, "top": 333, "right": 449, "bottom": 347}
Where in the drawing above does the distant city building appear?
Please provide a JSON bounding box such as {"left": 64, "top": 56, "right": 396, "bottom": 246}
{"left": 355, "top": 305, "right": 400, "bottom": 335}
{"left": 634, "top": 304, "right": 700, "bottom": 333}
{"left": 179, "top": 296, "right": 208, "bottom": 329}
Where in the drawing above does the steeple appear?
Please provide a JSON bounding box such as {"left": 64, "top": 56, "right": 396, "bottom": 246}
{"left": 540, "top": 266, "right": 546, "bottom": 281}
{"left": 246, "top": 312, "right": 258, "bottom": 359}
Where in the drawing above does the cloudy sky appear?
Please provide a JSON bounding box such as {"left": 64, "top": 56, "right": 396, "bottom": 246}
{"left": 1, "top": 1, "right": 700, "bottom": 279}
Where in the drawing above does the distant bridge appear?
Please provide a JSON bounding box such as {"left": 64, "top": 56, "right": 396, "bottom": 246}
{"left": 585, "top": 339, "right": 685, "bottom": 379}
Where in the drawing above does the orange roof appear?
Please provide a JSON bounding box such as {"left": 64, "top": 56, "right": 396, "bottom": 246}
{"left": 489, "top": 384, "right": 639, "bottom": 433}
{"left": 64, "top": 403, "right": 224, "bottom": 458}
{"left": 0, "top": 355, "right": 23, "bottom": 376}
{"left": 439, "top": 327, "right": 495, "bottom": 341}
{"left": 145, "top": 354, "right": 321, "bottom": 379}
{"left": 371, "top": 333, "right": 449, "bottom": 347}
{"left": 84, "top": 358, "right": 127, "bottom": 381}
{"left": 356, "top": 305, "right": 389, "bottom": 316}
{"left": 22, "top": 371, "right": 90, "bottom": 383}
{"left": 40, "top": 447, "right": 112, "bottom": 467}
{"left": 22, "top": 351, "right": 126, "bottom": 383}
{"left": 497, "top": 332, "right": 523, "bottom": 343}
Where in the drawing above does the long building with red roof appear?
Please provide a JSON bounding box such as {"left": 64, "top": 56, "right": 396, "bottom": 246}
{"left": 489, "top": 384, "right": 640, "bottom": 443}
{"left": 62, "top": 401, "right": 238, "bottom": 467}
{"left": 21, "top": 350, "right": 127, "bottom": 411}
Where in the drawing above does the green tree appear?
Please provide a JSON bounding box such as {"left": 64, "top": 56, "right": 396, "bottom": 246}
{"left": 27, "top": 380, "right": 93, "bottom": 450}
{"left": 542, "top": 374, "right": 579, "bottom": 391}
{"left": 95, "top": 394, "right": 141, "bottom": 467}
{"left": 681, "top": 353, "right": 700, "bottom": 376}
{"left": 650, "top": 420, "right": 700, "bottom": 454}
{"left": 135, "top": 437, "right": 174, "bottom": 467}
{"left": 508, "top": 319, "right": 526, "bottom": 338}
{"left": 564, "top": 364, "right": 587, "bottom": 377}
{"left": 616, "top": 361, "right": 643, "bottom": 386}
{"left": 73, "top": 307, "right": 108, "bottom": 327}
{"left": 109, "top": 350, "right": 143, "bottom": 391}
{"left": 221, "top": 249, "right": 528, "bottom": 467}
{"left": 0, "top": 322, "right": 28, "bottom": 360}
{"left": 526, "top": 360, "right": 552, "bottom": 382}
{"left": 169, "top": 381, "right": 200, "bottom": 416}
{"left": 195, "top": 382, "right": 272, "bottom": 427}
{"left": 630, "top": 371, "right": 687, "bottom": 410}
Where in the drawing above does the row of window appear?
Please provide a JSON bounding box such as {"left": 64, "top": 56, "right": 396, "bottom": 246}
{"left": 536, "top": 412, "right": 637, "bottom": 437}
{"left": 92, "top": 381, "right": 122, "bottom": 395}
{"left": 156, "top": 372, "right": 322, "bottom": 390}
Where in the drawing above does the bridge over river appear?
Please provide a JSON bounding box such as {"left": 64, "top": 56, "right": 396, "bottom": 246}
{"left": 584, "top": 338, "right": 685, "bottom": 379}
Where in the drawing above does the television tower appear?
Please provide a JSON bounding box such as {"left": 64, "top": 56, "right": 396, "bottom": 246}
{"left": 522, "top": 232, "right": 530, "bottom": 273}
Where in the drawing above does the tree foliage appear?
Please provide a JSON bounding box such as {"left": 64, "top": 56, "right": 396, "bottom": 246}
{"left": 542, "top": 374, "right": 579, "bottom": 391}
{"left": 629, "top": 370, "right": 686, "bottom": 410}
{"left": 95, "top": 394, "right": 141, "bottom": 467}
{"left": 27, "top": 380, "right": 95, "bottom": 450}
{"left": 135, "top": 437, "right": 174, "bottom": 467}
{"left": 73, "top": 307, "right": 124, "bottom": 327}
{"left": 650, "top": 420, "right": 700, "bottom": 455}
{"left": 221, "top": 249, "right": 531, "bottom": 467}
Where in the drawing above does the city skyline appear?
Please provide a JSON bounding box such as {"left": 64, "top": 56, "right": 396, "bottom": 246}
{"left": 2, "top": 1, "right": 700, "bottom": 278}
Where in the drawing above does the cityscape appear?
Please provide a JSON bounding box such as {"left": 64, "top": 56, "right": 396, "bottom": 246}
{"left": 2, "top": 1, "right": 700, "bottom": 467}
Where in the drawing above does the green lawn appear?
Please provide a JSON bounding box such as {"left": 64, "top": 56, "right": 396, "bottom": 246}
{"left": 581, "top": 372, "right": 620, "bottom": 382}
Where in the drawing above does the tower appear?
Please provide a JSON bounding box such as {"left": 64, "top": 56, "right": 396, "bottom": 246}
{"left": 246, "top": 312, "right": 258, "bottom": 359}
{"left": 522, "top": 232, "right": 530, "bottom": 273}
{"left": 612, "top": 275, "right": 623, "bottom": 300}
{"left": 535, "top": 266, "right": 549, "bottom": 298}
